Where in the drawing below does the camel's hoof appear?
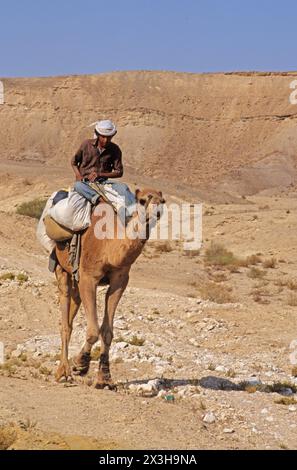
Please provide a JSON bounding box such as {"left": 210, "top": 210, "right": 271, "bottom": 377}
{"left": 72, "top": 352, "right": 91, "bottom": 376}
{"left": 94, "top": 378, "right": 117, "bottom": 391}
{"left": 55, "top": 363, "right": 73, "bottom": 382}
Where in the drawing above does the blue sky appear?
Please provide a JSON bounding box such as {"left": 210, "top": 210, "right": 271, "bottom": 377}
{"left": 0, "top": 0, "right": 296, "bottom": 77}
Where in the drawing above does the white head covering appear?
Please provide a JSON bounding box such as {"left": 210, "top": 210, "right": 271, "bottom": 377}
{"left": 88, "top": 119, "right": 117, "bottom": 137}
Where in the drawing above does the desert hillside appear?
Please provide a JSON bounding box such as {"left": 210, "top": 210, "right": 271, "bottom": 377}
{"left": 1, "top": 71, "right": 297, "bottom": 195}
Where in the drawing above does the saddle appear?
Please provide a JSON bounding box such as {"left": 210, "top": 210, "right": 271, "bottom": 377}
{"left": 46, "top": 185, "right": 118, "bottom": 283}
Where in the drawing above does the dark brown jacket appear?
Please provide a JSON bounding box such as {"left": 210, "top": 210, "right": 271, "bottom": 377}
{"left": 71, "top": 139, "right": 123, "bottom": 179}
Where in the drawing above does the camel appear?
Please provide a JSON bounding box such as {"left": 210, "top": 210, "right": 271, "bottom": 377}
{"left": 54, "top": 187, "right": 165, "bottom": 388}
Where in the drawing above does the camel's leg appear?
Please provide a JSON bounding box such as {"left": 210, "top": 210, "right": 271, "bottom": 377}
{"left": 55, "top": 266, "right": 81, "bottom": 381}
{"left": 73, "top": 276, "right": 100, "bottom": 375}
{"left": 95, "top": 269, "right": 129, "bottom": 389}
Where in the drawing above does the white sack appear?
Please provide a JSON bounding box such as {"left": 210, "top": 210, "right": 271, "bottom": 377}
{"left": 48, "top": 190, "right": 92, "bottom": 231}
{"left": 36, "top": 192, "right": 57, "bottom": 253}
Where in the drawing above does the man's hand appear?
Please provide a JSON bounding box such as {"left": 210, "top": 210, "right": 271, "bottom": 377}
{"left": 88, "top": 170, "right": 98, "bottom": 182}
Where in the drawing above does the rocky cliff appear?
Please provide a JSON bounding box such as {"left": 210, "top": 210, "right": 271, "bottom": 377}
{"left": 1, "top": 70, "right": 297, "bottom": 194}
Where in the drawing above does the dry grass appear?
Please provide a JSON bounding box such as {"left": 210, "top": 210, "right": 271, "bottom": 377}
{"left": 239, "top": 380, "right": 297, "bottom": 394}
{"left": 262, "top": 258, "right": 277, "bottom": 269}
{"left": 250, "top": 286, "right": 271, "bottom": 297}
{"left": 274, "top": 397, "right": 297, "bottom": 405}
{"left": 39, "top": 366, "right": 52, "bottom": 376}
{"left": 252, "top": 294, "right": 270, "bottom": 305}
{"left": 0, "top": 272, "right": 15, "bottom": 281}
{"left": 208, "top": 272, "right": 228, "bottom": 283}
{"left": 226, "top": 369, "right": 236, "bottom": 378}
{"left": 198, "top": 280, "right": 234, "bottom": 304}
{"left": 0, "top": 425, "right": 17, "bottom": 450}
{"left": 128, "top": 336, "right": 145, "bottom": 346}
{"left": 183, "top": 249, "right": 200, "bottom": 257}
{"left": 287, "top": 280, "right": 297, "bottom": 291}
{"left": 245, "top": 254, "right": 262, "bottom": 266}
{"left": 288, "top": 294, "right": 297, "bottom": 307}
{"left": 91, "top": 346, "right": 101, "bottom": 361}
{"left": 247, "top": 267, "right": 266, "bottom": 279}
{"left": 205, "top": 243, "right": 238, "bottom": 267}
{"left": 16, "top": 273, "right": 29, "bottom": 284}
{"left": 0, "top": 272, "right": 28, "bottom": 284}
{"left": 205, "top": 244, "right": 264, "bottom": 272}
{"left": 16, "top": 198, "right": 47, "bottom": 219}
{"left": 153, "top": 241, "right": 174, "bottom": 253}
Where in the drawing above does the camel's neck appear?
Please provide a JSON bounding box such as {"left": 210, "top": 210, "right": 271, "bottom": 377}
{"left": 124, "top": 212, "right": 150, "bottom": 249}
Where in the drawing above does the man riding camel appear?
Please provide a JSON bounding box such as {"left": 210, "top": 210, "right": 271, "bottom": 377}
{"left": 71, "top": 119, "right": 135, "bottom": 208}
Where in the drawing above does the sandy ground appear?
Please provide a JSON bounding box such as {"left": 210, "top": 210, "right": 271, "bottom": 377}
{"left": 1, "top": 161, "right": 297, "bottom": 450}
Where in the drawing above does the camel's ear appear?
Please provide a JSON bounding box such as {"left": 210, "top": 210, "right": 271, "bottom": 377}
{"left": 135, "top": 188, "right": 140, "bottom": 199}
{"left": 158, "top": 191, "right": 163, "bottom": 198}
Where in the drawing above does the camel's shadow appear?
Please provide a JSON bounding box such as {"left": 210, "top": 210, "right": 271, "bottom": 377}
{"left": 122, "top": 375, "right": 297, "bottom": 395}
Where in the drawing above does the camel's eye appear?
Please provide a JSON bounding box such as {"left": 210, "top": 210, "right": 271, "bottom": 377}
{"left": 139, "top": 198, "right": 146, "bottom": 206}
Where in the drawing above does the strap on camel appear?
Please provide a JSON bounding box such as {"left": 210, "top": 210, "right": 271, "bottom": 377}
{"left": 89, "top": 181, "right": 118, "bottom": 213}
{"left": 68, "top": 233, "right": 81, "bottom": 282}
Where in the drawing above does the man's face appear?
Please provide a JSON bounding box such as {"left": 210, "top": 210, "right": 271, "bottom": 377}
{"left": 98, "top": 134, "right": 112, "bottom": 148}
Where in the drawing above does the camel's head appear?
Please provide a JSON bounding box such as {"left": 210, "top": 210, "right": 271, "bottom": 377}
{"left": 135, "top": 188, "right": 166, "bottom": 222}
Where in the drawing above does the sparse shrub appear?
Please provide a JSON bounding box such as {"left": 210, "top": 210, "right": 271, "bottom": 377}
{"left": 247, "top": 267, "right": 266, "bottom": 279}
{"left": 198, "top": 281, "right": 234, "bottom": 304}
{"left": 152, "top": 308, "right": 160, "bottom": 315}
{"left": 239, "top": 380, "right": 297, "bottom": 394}
{"left": 274, "top": 279, "right": 288, "bottom": 288}
{"left": 268, "top": 381, "right": 297, "bottom": 394}
{"left": 114, "top": 335, "right": 126, "bottom": 343}
{"left": 287, "top": 280, "right": 297, "bottom": 291}
{"left": 205, "top": 243, "right": 239, "bottom": 267}
{"left": 250, "top": 287, "right": 270, "bottom": 297}
{"left": 208, "top": 272, "right": 228, "bottom": 283}
{"left": 189, "top": 281, "right": 200, "bottom": 288}
{"left": 263, "top": 258, "right": 277, "bottom": 269}
{"left": 245, "top": 254, "right": 262, "bottom": 266}
{"left": 288, "top": 294, "right": 297, "bottom": 307}
{"left": 0, "top": 272, "right": 15, "bottom": 281}
{"left": 39, "top": 366, "right": 52, "bottom": 376}
{"left": 279, "top": 443, "right": 288, "bottom": 450}
{"left": 0, "top": 426, "right": 16, "bottom": 450}
{"left": 199, "top": 399, "right": 207, "bottom": 410}
{"left": 128, "top": 336, "right": 145, "bottom": 346}
{"left": 91, "top": 346, "right": 101, "bottom": 360}
{"left": 275, "top": 397, "right": 297, "bottom": 405}
{"left": 252, "top": 294, "right": 270, "bottom": 305}
{"left": 154, "top": 241, "right": 173, "bottom": 253}
{"left": 227, "top": 369, "right": 236, "bottom": 378}
{"left": 16, "top": 198, "right": 47, "bottom": 219}
{"left": 16, "top": 273, "right": 28, "bottom": 284}
{"left": 227, "top": 265, "right": 241, "bottom": 273}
